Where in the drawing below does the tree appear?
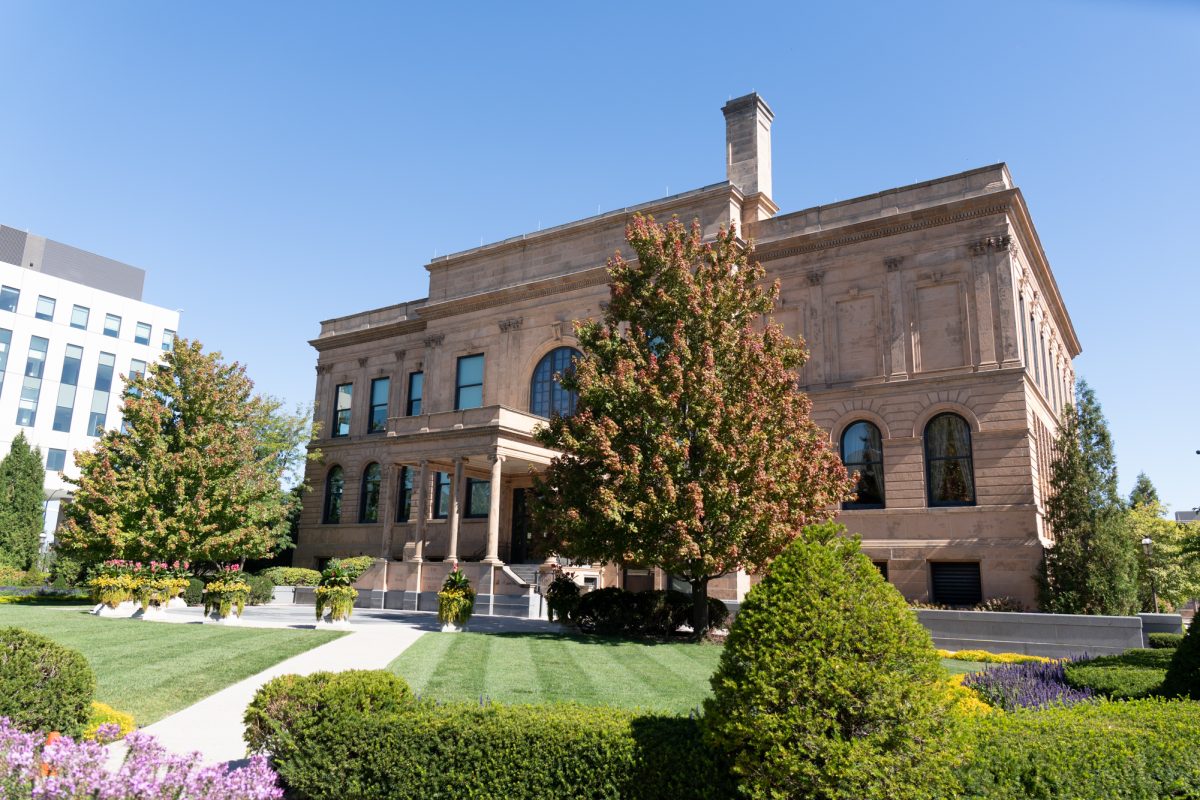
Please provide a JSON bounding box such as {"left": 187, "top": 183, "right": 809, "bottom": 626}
{"left": 1129, "top": 471, "right": 1160, "bottom": 508}
{"left": 1037, "top": 379, "right": 1139, "bottom": 615}
{"left": 532, "top": 215, "right": 851, "bottom": 635}
{"left": 0, "top": 432, "right": 45, "bottom": 569}
{"left": 58, "top": 339, "right": 304, "bottom": 570}
{"left": 1128, "top": 500, "right": 1200, "bottom": 612}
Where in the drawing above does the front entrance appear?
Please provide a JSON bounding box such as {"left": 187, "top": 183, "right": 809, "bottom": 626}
{"left": 510, "top": 488, "right": 531, "bottom": 563}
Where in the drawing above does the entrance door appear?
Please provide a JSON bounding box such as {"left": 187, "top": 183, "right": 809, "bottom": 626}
{"left": 510, "top": 488, "right": 531, "bottom": 563}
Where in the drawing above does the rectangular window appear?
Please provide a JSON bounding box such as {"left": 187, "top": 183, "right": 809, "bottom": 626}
{"left": 465, "top": 478, "right": 491, "bottom": 518}
{"left": 406, "top": 371, "right": 423, "bottom": 416}
{"left": 128, "top": 358, "right": 147, "bottom": 397}
{"left": 432, "top": 471, "right": 451, "bottom": 519}
{"left": 87, "top": 352, "right": 116, "bottom": 436}
{"left": 134, "top": 322, "right": 151, "bottom": 345}
{"left": 396, "top": 466, "right": 413, "bottom": 523}
{"left": 0, "top": 328, "right": 10, "bottom": 397}
{"left": 45, "top": 448, "right": 66, "bottom": 472}
{"left": 332, "top": 383, "right": 352, "bottom": 437}
{"left": 0, "top": 286, "right": 18, "bottom": 313}
{"left": 70, "top": 305, "right": 89, "bottom": 330}
{"left": 162, "top": 329, "right": 175, "bottom": 351}
{"left": 103, "top": 314, "right": 121, "bottom": 338}
{"left": 454, "top": 354, "right": 484, "bottom": 410}
{"left": 369, "top": 377, "right": 390, "bottom": 433}
{"left": 16, "top": 336, "right": 49, "bottom": 426}
{"left": 929, "top": 562, "right": 983, "bottom": 607}
{"left": 35, "top": 296, "right": 55, "bottom": 321}
{"left": 52, "top": 344, "right": 84, "bottom": 433}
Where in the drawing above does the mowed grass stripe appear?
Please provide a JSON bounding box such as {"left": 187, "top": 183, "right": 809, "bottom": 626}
{"left": 481, "top": 633, "right": 540, "bottom": 703}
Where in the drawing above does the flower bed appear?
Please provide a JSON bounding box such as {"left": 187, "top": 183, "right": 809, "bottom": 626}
{"left": 963, "top": 659, "right": 1094, "bottom": 710}
{"left": 203, "top": 565, "right": 251, "bottom": 622}
{"left": 86, "top": 560, "right": 191, "bottom": 614}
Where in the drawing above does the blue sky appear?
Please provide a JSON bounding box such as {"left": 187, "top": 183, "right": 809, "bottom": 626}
{"left": 1, "top": 1, "right": 1196, "bottom": 511}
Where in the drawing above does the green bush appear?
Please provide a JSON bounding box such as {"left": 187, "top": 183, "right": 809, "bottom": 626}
{"left": 703, "top": 524, "right": 958, "bottom": 800}
{"left": 955, "top": 698, "right": 1200, "bottom": 798}
{"left": 0, "top": 566, "right": 43, "bottom": 587}
{"left": 330, "top": 556, "right": 375, "bottom": 581}
{"left": 573, "top": 587, "right": 641, "bottom": 635}
{"left": 48, "top": 552, "right": 85, "bottom": 588}
{"left": 183, "top": 577, "right": 204, "bottom": 606}
{"left": 1064, "top": 648, "right": 1171, "bottom": 699}
{"left": 707, "top": 596, "right": 730, "bottom": 630}
{"left": 260, "top": 567, "right": 321, "bottom": 586}
{"left": 1161, "top": 619, "right": 1200, "bottom": 700}
{"left": 264, "top": 696, "right": 733, "bottom": 800}
{"left": 544, "top": 573, "right": 581, "bottom": 622}
{"left": 245, "top": 573, "right": 275, "bottom": 606}
{"left": 0, "top": 627, "right": 95, "bottom": 737}
{"left": 1149, "top": 632, "right": 1184, "bottom": 649}
{"left": 632, "top": 589, "right": 691, "bottom": 636}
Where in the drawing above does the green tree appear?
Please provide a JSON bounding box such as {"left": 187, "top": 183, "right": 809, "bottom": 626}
{"left": 0, "top": 432, "right": 45, "bottom": 569}
{"left": 1128, "top": 501, "right": 1200, "bottom": 612}
{"left": 532, "top": 215, "right": 851, "bottom": 635}
{"left": 1037, "top": 379, "right": 1139, "bottom": 615}
{"left": 1129, "top": 471, "right": 1160, "bottom": 508}
{"left": 58, "top": 339, "right": 304, "bottom": 570}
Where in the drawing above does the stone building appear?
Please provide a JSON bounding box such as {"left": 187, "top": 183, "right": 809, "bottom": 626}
{"left": 295, "top": 93, "right": 1079, "bottom": 614}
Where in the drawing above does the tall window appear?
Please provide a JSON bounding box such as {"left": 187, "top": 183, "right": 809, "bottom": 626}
{"left": 87, "top": 352, "right": 116, "bottom": 436}
{"left": 432, "top": 471, "right": 451, "bottom": 519}
{"left": 369, "top": 377, "right": 390, "bottom": 433}
{"left": 455, "top": 354, "right": 484, "bottom": 410}
{"left": 103, "top": 314, "right": 122, "bottom": 338}
{"left": 1030, "top": 315, "right": 1040, "bottom": 385}
{"left": 0, "top": 328, "right": 11, "bottom": 397}
{"left": 530, "top": 347, "right": 581, "bottom": 418}
{"left": 128, "top": 359, "right": 147, "bottom": 397}
{"left": 465, "top": 478, "right": 490, "bottom": 518}
{"left": 16, "top": 336, "right": 49, "bottom": 426}
{"left": 53, "top": 344, "right": 84, "bottom": 432}
{"left": 134, "top": 322, "right": 152, "bottom": 345}
{"left": 332, "top": 383, "right": 352, "bottom": 437}
{"left": 359, "top": 463, "right": 382, "bottom": 523}
{"left": 1040, "top": 332, "right": 1049, "bottom": 396}
{"left": 396, "top": 466, "right": 413, "bottom": 523}
{"left": 0, "top": 286, "right": 19, "bottom": 312}
{"left": 323, "top": 466, "right": 344, "bottom": 523}
{"left": 35, "top": 296, "right": 55, "bottom": 321}
{"left": 406, "top": 371, "right": 423, "bottom": 415}
{"left": 924, "top": 413, "right": 976, "bottom": 507}
{"left": 1018, "top": 296, "right": 1029, "bottom": 367}
{"left": 162, "top": 329, "right": 175, "bottom": 351}
{"left": 70, "top": 305, "right": 89, "bottom": 330}
{"left": 840, "top": 421, "right": 885, "bottom": 509}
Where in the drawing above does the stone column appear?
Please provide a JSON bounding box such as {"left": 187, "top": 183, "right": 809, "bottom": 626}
{"left": 412, "top": 460, "right": 429, "bottom": 562}
{"left": 482, "top": 454, "right": 505, "bottom": 564}
{"left": 968, "top": 240, "right": 999, "bottom": 370}
{"left": 446, "top": 457, "right": 464, "bottom": 564}
{"left": 884, "top": 257, "right": 908, "bottom": 380}
{"left": 379, "top": 463, "right": 398, "bottom": 559}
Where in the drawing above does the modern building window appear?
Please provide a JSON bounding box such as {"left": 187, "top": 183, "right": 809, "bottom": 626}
{"left": 924, "top": 413, "right": 976, "bottom": 507}
{"left": 432, "top": 471, "right": 451, "bottom": 519}
{"left": 455, "top": 354, "right": 484, "bottom": 410}
{"left": 103, "top": 313, "right": 121, "bottom": 338}
{"left": 368, "top": 377, "right": 390, "bottom": 433}
{"left": 840, "top": 420, "right": 885, "bottom": 509}
{"left": 16, "top": 336, "right": 49, "bottom": 427}
{"left": 128, "top": 358, "right": 147, "bottom": 397}
{"left": 332, "top": 383, "right": 352, "bottom": 437}
{"left": 396, "top": 466, "right": 413, "bottom": 523}
{"left": 406, "top": 372, "right": 423, "bottom": 416}
{"left": 465, "top": 478, "right": 490, "bottom": 518}
{"left": 70, "top": 305, "right": 89, "bottom": 330}
{"left": 35, "top": 296, "right": 55, "bottom": 321}
{"left": 0, "top": 328, "right": 10, "bottom": 397}
{"left": 530, "top": 346, "right": 581, "bottom": 418}
{"left": 0, "top": 286, "right": 18, "bottom": 313}
{"left": 359, "top": 463, "right": 382, "bottom": 523}
{"left": 930, "top": 562, "right": 983, "bottom": 607}
{"left": 134, "top": 322, "right": 152, "bottom": 345}
{"left": 87, "top": 352, "right": 116, "bottom": 437}
{"left": 323, "top": 466, "right": 344, "bottom": 523}
{"left": 162, "top": 329, "right": 175, "bottom": 351}
{"left": 52, "top": 344, "right": 84, "bottom": 432}
{"left": 45, "top": 448, "right": 67, "bottom": 472}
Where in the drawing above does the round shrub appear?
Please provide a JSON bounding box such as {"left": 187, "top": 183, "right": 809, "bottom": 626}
{"left": 183, "top": 577, "right": 205, "bottom": 606}
{"left": 544, "top": 573, "right": 582, "bottom": 623}
{"left": 703, "top": 523, "right": 958, "bottom": 800}
{"left": 633, "top": 589, "right": 691, "bottom": 636}
{"left": 260, "top": 567, "right": 321, "bottom": 587}
{"left": 1161, "top": 620, "right": 1200, "bottom": 700}
{"left": 1064, "top": 648, "right": 1171, "bottom": 700}
{"left": 330, "top": 556, "right": 375, "bottom": 581}
{"left": 572, "top": 587, "right": 640, "bottom": 635}
{"left": 0, "top": 627, "right": 95, "bottom": 737}
{"left": 246, "top": 574, "right": 275, "bottom": 606}
{"left": 706, "top": 596, "right": 730, "bottom": 630}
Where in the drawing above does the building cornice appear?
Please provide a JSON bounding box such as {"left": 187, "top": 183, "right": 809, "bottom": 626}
{"left": 308, "top": 318, "right": 427, "bottom": 352}
{"left": 417, "top": 265, "right": 610, "bottom": 321}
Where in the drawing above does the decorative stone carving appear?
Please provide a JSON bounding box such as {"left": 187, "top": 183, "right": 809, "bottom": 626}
{"left": 498, "top": 317, "right": 523, "bottom": 332}
{"left": 970, "top": 235, "right": 1012, "bottom": 255}
{"left": 358, "top": 357, "right": 368, "bottom": 367}
{"left": 394, "top": 350, "right": 407, "bottom": 361}
{"left": 807, "top": 271, "right": 824, "bottom": 286}
{"left": 423, "top": 334, "right": 445, "bottom": 348}
{"left": 884, "top": 256, "right": 903, "bottom": 272}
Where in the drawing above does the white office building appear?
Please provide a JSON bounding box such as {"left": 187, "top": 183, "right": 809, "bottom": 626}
{"left": 0, "top": 225, "right": 180, "bottom": 546}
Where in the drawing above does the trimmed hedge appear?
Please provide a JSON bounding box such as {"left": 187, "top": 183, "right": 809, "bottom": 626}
{"left": 245, "top": 574, "right": 275, "bottom": 606}
{"left": 1148, "top": 632, "right": 1184, "bottom": 649}
{"left": 956, "top": 699, "right": 1200, "bottom": 798}
{"left": 1161, "top": 618, "right": 1200, "bottom": 700}
{"left": 183, "top": 577, "right": 204, "bottom": 606}
{"left": 1064, "top": 648, "right": 1171, "bottom": 699}
{"left": 260, "top": 567, "right": 321, "bottom": 587}
{"left": 331, "top": 556, "right": 375, "bottom": 581}
{"left": 0, "top": 627, "right": 95, "bottom": 737}
{"left": 570, "top": 587, "right": 730, "bottom": 637}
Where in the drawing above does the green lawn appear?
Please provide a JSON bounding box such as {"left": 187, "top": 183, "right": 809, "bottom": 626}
{"left": 942, "top": 658, "right": 993, "bottom": 676}
{"left": 0, "top": 603, "right": 344, "bottom": 725}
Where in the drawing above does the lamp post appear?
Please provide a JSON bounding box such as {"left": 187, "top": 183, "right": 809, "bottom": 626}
{"left": 1141, "top": 536, "right": 1159, "bottom": 614}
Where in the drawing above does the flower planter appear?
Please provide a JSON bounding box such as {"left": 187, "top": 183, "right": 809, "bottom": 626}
{"left": 166, "top": 596, "right": 188, "bottom": 610}
{"left": 91, "top": 601, "right": 139, "bottom": 618}
{"left": 437, "top": 569, "right": 475, "bottom": 633}
{"left": 316, "top": 614, "right": 352, "bottom": 629}
{"left": 136, "top": 604, "right": 172, "bottom": 621}
{"left": 203, "top": 609, "right": 243, "bottom": 625}
{"left": 440, "top": 621, "right": 464, "bottom": 633}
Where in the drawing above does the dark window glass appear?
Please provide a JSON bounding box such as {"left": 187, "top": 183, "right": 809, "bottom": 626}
{"left": 840, "top": 420, "right": 885, "bottom": 509}
{"left": 406, "top": 372, "right": 423, "bottom": 416}
{"left": 465, "top": 478, "right": 490, "bottom": 518}
{"left": 930, "top": 562, "right": 983, "bottom": 607}
{"left": 52, "top": 344, "right": 83, "bottom": 432}
{"left": 103, "top": 314, "right": 121, "bottom": 338}
{"left": 369, "top": 377, "right": 390, "bottom": 433}
{"left": 359, "top": 463, "right": 382, "bottom": 523}
{"left": 396, "top": 466, "right": 413, "bottom": 523}
{"left": 134, "top": 322, "right": 151, "bottom": 345}
{"left": 35, "top": 296, "right": 55, "bottom": 321}
{"left": 433, "top": 471, "right": 451, "bottom": 519}
{"left": 873, "top": 561, "right": 889, "bottom": 581}
{"left": 61, "top": 344, "right": 83, "bottom": 386}
{"left": 162, "top": 330, "right": 175, "bottom": 351}
{"left": 1019, "top": 296, "right": 1028, "bottom": 368}
{"left": 530, "top": 347, "right": 581, "bottom": 418}
{"left": 924, "top": 413, "right": 976, "bottom": 507}
{"left": 86, "top": 352, "right": 116, "bottom": 436}
{"left": 45, "top": 448, "right": 67, "bottom": 472}
{"left": 0, "top": 286, "right": 18, "bottom": 312}
{"left": 70, "top": 305, "right": 89, "bottom": 330}
{"left": 455, "top": 354, "right": 484, "bottom": 410}
{"left": 323, "top": 467, "right": 344, "bottom": 523}
{"left": 333, "top": 383, "right": 352, "bottom": 437}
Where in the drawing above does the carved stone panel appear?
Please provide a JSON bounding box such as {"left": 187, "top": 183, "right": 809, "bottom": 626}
{"left": 915, "top": 282, "right": 966, "bottom": 371}
{"left": 834, "top": 295, "right": 879, "bottom": 380}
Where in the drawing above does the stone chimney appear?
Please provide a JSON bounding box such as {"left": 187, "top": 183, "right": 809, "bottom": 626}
{"left": 722, "top": 93, "right": 778, "bottom": 221}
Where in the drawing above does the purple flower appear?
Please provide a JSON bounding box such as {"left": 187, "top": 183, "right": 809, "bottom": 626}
{"left": 963, "top": 659, "right": 1095, "bottom": 710}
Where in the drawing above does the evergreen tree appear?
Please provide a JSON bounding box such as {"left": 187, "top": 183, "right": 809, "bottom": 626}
{"left": 0, "top": 432, "right": 46, "bottom": 569}
{"left": 1129, "top": 471, "right": 1160, "bottom": 508}
{"left": 532, "top": 215, "right": 852, "bottom": 635}
{"left": 1037, "top": 379, "right": 1138, "bottom": 615}
{"left": 58, "top": 339, "right": 303, "bottom": 570}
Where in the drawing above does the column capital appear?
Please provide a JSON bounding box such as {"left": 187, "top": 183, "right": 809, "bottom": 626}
{"left": 489, "top": 453, "right": 507, "bottom": 464}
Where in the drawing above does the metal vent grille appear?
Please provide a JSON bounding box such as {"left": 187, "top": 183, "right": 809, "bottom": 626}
{"left": 930, "top": 562, "right": 982, "bottom": 607}
{"left": 0, "top": 226, "right": 27, "bottom": 267}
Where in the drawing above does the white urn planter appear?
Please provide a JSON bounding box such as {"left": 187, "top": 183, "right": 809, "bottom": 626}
{"left": 166, "top": 596, "right": 188, "bottom": 610}
{"left": 316, "top": 615, "right": 352, "bottom": 630}
{"left": 202, "top": 610, "right": 243, "bottom": 625}
{"left": 440, "top": 621, "right": 463, "bottom": 633}
{"left": 136, "top": 605, "right": 172, "bottom": 621}
{"left": 92, "top": 601, "right": 139, "bottom": 618}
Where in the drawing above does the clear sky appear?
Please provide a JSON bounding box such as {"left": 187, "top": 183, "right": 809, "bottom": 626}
{"left": 1, "top": 1, "right": 1196, "bottom": 511}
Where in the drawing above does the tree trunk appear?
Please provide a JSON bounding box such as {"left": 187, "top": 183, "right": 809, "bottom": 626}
{"left": 691, "top": 576, "right": 710, "bottom": 639}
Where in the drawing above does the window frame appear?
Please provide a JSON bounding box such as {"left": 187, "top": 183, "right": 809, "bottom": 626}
{"left": 396, "top": 466, "right": 413, "bottom": 523}
{"left": 432, "top": 471, "right": 451, "bottom": 519}
{"left": 359, "top": 463, "right": 382, "bottom": 523}
{"left": 454, "top": 354, "right": 484, "bottom": 411}
{"left": 464, "top": 477, "right": 491, "bottom": 519}
{"left": 134, "top": 321, "right": 152, "bottom": 345}
{"left": 161, "top": 329, "right": 176, "bottom": 351}
{"left": 332, "top": 383, "right": 353, "bottom": 437}
{"left": 103, "top": 313, "right": 122, "bottom": 338}
{"left": 529, "top": 346, "right": 581, "bottom": 418}
{"left": 0, "top": 286, "right": 19, "bottom": 313}
{"left": 323, "top": 466, "right": 344, "bottom": 524}
{"left": 840, "top": 420, "right": 885, "bottom": 510}
{"left": 923, "top": 412, "right": 977, "bottom": 508}
{"left": 70, "top": 305, "right": 90, "bottom": 330}
{"left": 406, "top": 371, "right": 423, "bottom": 416}
{"left": 45, "top": 448, "right": 67, "bottom": 473}
{"left": 368, "top": 377, "right": 390, "bottom": 434}
{"left": 35, "top": 296, "right": 55, "bottom": 321}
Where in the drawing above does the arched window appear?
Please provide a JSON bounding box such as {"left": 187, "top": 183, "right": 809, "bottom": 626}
{"left": 840, "top": 421, "right": 885, "bottom": 509}
{"left": 359, "top": 463, "right": 382, "bottom": 523}
{"left": 530, "top": 347, "right": 581, "bottom": 418}
{"left": 323, "top": 466, "right": 344, "bottom": 524}
{"left": 924, "top": 413, "right": 976, "bottom": 507}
